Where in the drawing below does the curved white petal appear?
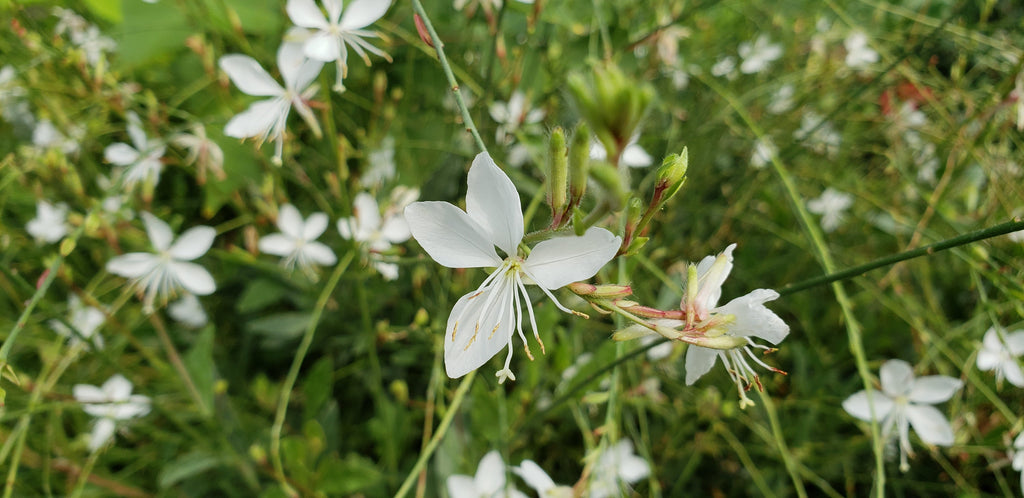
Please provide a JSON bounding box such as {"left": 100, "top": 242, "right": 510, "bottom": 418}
{"left": 353, "top": 192, "right": 382, "bottom": 232}
{"left": 621, "top": 143, "right": 653, "bottom": 168}
{"left": 609, "top": 440, "right": 651, "bottom": 483}
{"left": 169, "top": 226, "right": 216, "bottom": 261}
{"left": 474, "top": 450, "right": 507, "bottom": 494}
{"left": 693, "top": 243, "right": 735, "bottom": 314}
{"left": 1006, "top": 331, "right": 1024, "bottom": 355}
{"left": 140, "top": 212, "right": 173, "bottom": 251}
{"left": 302, "top": 242, "right": 337, "bottom": 266}
{"left": 323, "top": 0, "right": 343, "bottom": 23}
{"left": 714, "top": 289, "right": 789, "bottom": 344}
{"left": 302, "top": 212, "right": 329, "bottom": 240}
{"left": 110, "top": 395, "right": 151, "bottom": 419}
{"left": 73, "top": 384, "right": 106, "bottom": 403}
{"left": 684, "top": 346, "right": 719, "bottom": 385}
{"left": 102, "top": 374, "right": 133, "bottom": 401}
{"left": 286, "top": 0, "right": 329, "bottom": 29}
{"left": 976, "top": 350, "right": 998, "bottom": 371}
{"left": 224, "top": 99, "right": 287, "bottom": 139}
{"left": 841, "top": 390, "right": 894, "bottom": 422}
{"left": 446, "top": 475, "right": 477, "bottom": 498}
{"left": 303, "top": 32, "right": 342, "bottom": 62}
{"left": 104, "top": 143, "right": 140, "bottom": 165}
{"left": 336, "top": 217, "right": 355, "bottom": 239}
{"left": 465, "top": 152, "right": 523, "bottom": 256}
{"left": 88, "top": 418, "right": 117, "bottom": 452}
{"left": 373, "top": 261, "right": 399, "bottom": 280}
{"left": 259, "top": 234, "right": 297, "bottom": 256}
{"left": 279, "top": 41, "right": 324, "bottom": 90}
{"left": 404, "top": 201, "right": 501, "bottom": 269}
{"left": 879, "top": 359, "right": 914, "bottom": 398}
{"left": 523, "top": 227, "right": 620, "bottom": 289}
{"left": 276, "top": 204, "right": 304, "bottom": 239}
{"left": 907, "top": 376, "right": 961, "bottom": 404}
{"left": 126, "top": 112, "right": 149, "bottom": 151}
{"left": 380, "top": 215, "right": 411, "bottom": 243}
{"left": 106, "top": 253, "right": 158, "bottom": 278}
{"left": 170, "top": 262, "right": 216, "bottom": 295}
{"left": 513, "top": 460, "right": 555, "bottom": 493}
{"left": 219, "top": 55, "right": 282, "bottom": 97}
{"left": 1004, "top": 362, "right": 1024, "bottom": 387}
{"left": 906, "top": 404, "right": 955, "bottom": 446}
{"left": 340, "top": 0, "right": 391, "bottom": 30}
{"left": 444, "top": 281, "right": 515, "bottom": 378}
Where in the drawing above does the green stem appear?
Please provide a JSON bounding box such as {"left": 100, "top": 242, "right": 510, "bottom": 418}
{"left": 755, "top": 389, "right": 807, "bottom": 498}
{"left": 270, "top": 252, "right": 354, "bottom": 496}
{"left": 410, "top": 0, "right": 488, "bottom": 155}
{"left": 149, "top": 314, "right": 209, "bottom": 417}
{"left": 393, "top": 371, "right": 477, "bottom": 498}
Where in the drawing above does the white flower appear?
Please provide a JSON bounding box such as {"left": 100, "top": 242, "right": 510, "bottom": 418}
{"left": 168, "top": 294, "right": 209, "bottom": 329}
{"left": 844, "top": 31, "right": 879, "bottom": 70}
{"left": 738, "top": 35, "right": 782, "bottom": 74}
{"left": 405, "top": 152, "right": 620, "bottom": 382}
{"left": 589, "top": 138, "right": 653, "bottom": 168}
{"left": 259, "top": 204, "right": 337, "bottom": 272}
{"left": 32, "top": 119, "right": 81, "bottom": 155}
{"left": 807, "top": 187, "right": 853, "bottom": 232}
{"left": 977, "top": 327, "right": 1024, "bottom": 387}
{"left": 710, "top": 55, "right": 736, "bottom": 78}
{"left": 1012, "top": 432, "right": 1024, "bottom": 495}
{"left": 641, "top": 334, "right": 675, "bottom": 361}
{"left": 104, "top": 112, "right": 167, "bottom": 188}
{"left": 219, "top": 42, "right": 323, "bottom": 164}
{"left": 513, "top": 460, "right": 573, "bottom": 498}
{"left": 447, "top": 450, "right": 528, "bottom": 498}
{"left": 172, "top": 124, "right": 225, "bottom": 182}
{"left": 680, "top": 244, "right": 789, "bottom": 408}
{"left": 750, "top": 136, "right": 776, "bottom": 169}
{"left": 49, "top": 295, "right": 106, "bottom": 349}
{"left": 767, "top": 84, "right": 795, "bottom": 114}
{"left": 338, "top": 191, "right": 413, "bottom": 280}
{"left": 73, "top": 374, "right": 151, "bottom": 452}
{"left": 587, "top": 440, "right": 651, "bottom": 498}
{"left": 794, "top": 111, "right": 841, "bottom": 157}
{"left": 1010, "top": 225, "right": 1024, "bottom": 243}
{"left": 842, "top": 359, "right": 962, "bottom": 471}
{"left": 361, "top": 136, "right": 396, "bottom": 186}
{"left": 0, "top": 65, "right": 33, "bottom": 128}
{"left": 489, "top": 91, "right": 545, "bottom": 144}
{"left": 106, "top": 212, "right": 217, "bottom": 312}
{"left": 26, "top": 200, "right": 70, "bottom": 244}
{"left": 286, "top": 0, "right": 392, "bottom": 91}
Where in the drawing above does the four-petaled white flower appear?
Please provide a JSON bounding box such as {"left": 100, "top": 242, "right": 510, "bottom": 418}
{"left": 680, "top": 244, "right": 790, "bottom": 408}
{"left": 27, "top": 200, "right": 70, "bottom": 244}
{"left": 807, "top": 187, "right": 853, "bottom": 232}
{"left": 104, "top": 112, "right": 167, "bottom": 188}
{"left": 589, "top": 137, "right": 653, "bottom": 168}
{"left": 338, "top": 191, "right": 413, "bottom": 280}
{"left": 219, "top": 42, "right": 324, "bottom": 165}
{"left": 844, "top": 31, "right": 879, "bottom": 70}
{"left": 842, "top": 359, "right": 962, "bottom": 472}
{"left": 738, "top": 35, "right": 782, "bottom": 74}
{"left": 587, "top": 440, "right": 651, "bottom": 498}
{"left": 489, "top": 91, "right": 545, "bottom": 144}
{"left": 405, "top": 152, "right": 620, "bottom": 382}
{"left": 73, "top": 374, "right": 151, "bottom": 452}
{"left": 259, "top": 203, "right": 337, "bottom": 272}
{"left": 106, "top": 212, "right": 217, "bottom": 312}
{"left": 172, "top": 124, "right": 226, "bottom": 183}
{"left": 49, "top": 295, "right": 106, "bottom": 349}
{"left": 447, "top": 450, "right": 528, "bottom": 498}
{"left": 286, "top": 0, "right": 392, "bottom": 92}
{"left": 514, "top": 460, "right": 573, "bottom": 498}
{"left": 977, "top": 327, "right": 1024, "bottom": 387}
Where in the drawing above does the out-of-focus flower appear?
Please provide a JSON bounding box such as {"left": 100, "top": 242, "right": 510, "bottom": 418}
{"left": 587, "top": 440, "right": 651, "bottom": 498}
{"left": 49, "top": 295, "right": 106, "bottom": 349}
{"left": 286, "top": 0, "right": 392, "bottom": 91}
{"left": 711, "top": 55, "right": 736, "bottom": 78}
{"left": 338, "top": 190, "right": 414, "bottom": 280}
{"left": 590, "top": 138, "right": 653, "bottom": 168}
{"left": 168, "top": 294, "right": 209, "bottom": 329}
{"left": 106, "top": 212, "right": 217, "bottom": 312}
{"left": 794, "top": 111, "right": 841, "bottom": 157}
{"left": 750, "top": 136, "right": 777, "bottom": 169}
{"left": 447, "top": 450, "right": 528, "bottom": 498}
{"left": 767, "top": 84, "right": 795, "bottom": 114}
{"left": 32, "top": 119, "right": 82, "bottom": 155}
{"left": 845, "top": 31, "right": 879, "bottom": 69}
{"left": 259, "top": 203, "right": 337, "bottom": 273}
{"left": 1012, "top": 431, "right": 1024, "bottom": 495}
{"left": 842, "top": 359, "right": 962, "bottom": 471}
{"left": 360, "top": 136, "right": 396, "bottom": 187}
{"left": 27, "top": 200, "right": 70, "bottom": 244}
{"left": 807, "top": 187, "right": 853, "bottom": 232}
{"left": 0, "top": 65, "right": 33, "bottom": 128}
{"left": 514, "top": 460, "right": 573, "bottom": 498}
{"left": 53, "top": 8, "right": 116, "bottom": 67}
{"left": 977, "top": 327, "right": 1024, "bottom": 387}
{"left": 219, "top": 42, "right": 323, "bottom": 164}
{"left": 73, "top": 374, "right": 151, "bottom": 452}
{"left": 738, "top": 35, "right": 782, "bottom": 74}
{"left": 490, "top": 91, "right": 545, "bottom": 144}
{"left": 172, "top": 124, "right": 225, "bottom": 183}
{"left": 104, "top": 112, "right": 166, "bottom": 188}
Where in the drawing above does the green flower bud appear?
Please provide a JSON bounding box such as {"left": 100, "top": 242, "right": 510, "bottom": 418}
{"left": 547, "top": 127, "right": 568, "bottom": 219}
{"left": 569, "top": 121, "right": 590, "bottom": 208}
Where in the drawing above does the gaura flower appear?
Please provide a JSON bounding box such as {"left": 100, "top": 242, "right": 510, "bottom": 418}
{"left": 26, "top": 200, "right": 70, "bottom": 244}
{"left": 1012, "top": 431, "right": 1024, "bottom": 495}
{"left": 807, "top": 187, "right": 853, "bottom": 233}
{"left": 514, "top": 460, "right": 573, "bottom": 498}
{"left": 405, "top": 152, "right": 620, "bottom": 382}
{"left": 219, "top": 42, "right": 323, "bottom": 165}
{"left": 286, "top": 0, "right": 392, "bottom": 92}
{"left": 168, "top": 294, "right": 209, "bottom": 329}
{"left": 447, "top": 450, "right": 528, "bottom": 498}
{"left": 106, "top": 212, "right": 216, "bottom": 313}
{"left": 977, "top": 327, "right": 1024, "bottom": 387}
{"left": 172, "top": 124, "right": 225, "bottom": 183}
{"left": 258, "top": 203, "right": 337, "bottom": 273}
{"left": 489, "top": 91, "right": 545, "bottom": 144}
{"left": 49, "top": 295, "right": 106, "bottom": 349}
{"left": 73, "top": 374, "right": 151, "bottom": 452}
{"left": 589, "top": 137, "right": 653, "bottom": 168}
{"left": 738, "top": 35, "right": 782, "bottom": 74}
{"left": 587, "top": 440, "right": 651, "bottom": 498}
{"left": 104, "top": 112, "right": 166, "bottom": 188}
{"left": 844, "top": 31, "right": 879, "bottom": 70}
{"left": 338, "top": 190, "right": 414, "bottom": 280}
{"left": 842, "top": 358, "right": 962, "bottom": 471}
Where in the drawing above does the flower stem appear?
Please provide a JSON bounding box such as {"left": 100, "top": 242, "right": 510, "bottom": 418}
{"left": 149, "top": 314, "right": 209, "bottom": 417}
{"left": 410, "top": 0, "right": 489, "bottom": 155}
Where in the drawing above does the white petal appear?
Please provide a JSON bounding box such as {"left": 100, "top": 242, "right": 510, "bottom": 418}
{"left": 286, "top": 0, "right": 329, "bottom": 29}
{"left": 277, "top": 204, "right": 305, "bottom": 239}
{"left": 879, "top": 359, "right": 915, "bottom": 398}
{"left": 1004, "top": 362, "right": 1024, "bottom": 387}
{"left": 373, "top": 261, "right": 399, "bottom": 280}
{"left": 302, "top": 242, "right": 337, "bottom": 266}
{"left": 714, "top": 289, "right": 789, "bottom": 344}
{"left": 102, "top": 374, "right": 133, "bottom": 401}
{"left": 73, "top": 384, "right": 106, "bottom": 403}
{"left": 303, "top": 32, "right": 342, "bottom": 62}
{"left": 906, "top": 404, "right": 955, "bottom": 446}
{"left": 353, "top": 192, "right": 382, "bottom": 232}
{"left": 841, "top": 390, "right": 894, "bottom": 422}
{"left": 259, "top": 234, "right": 297, "bottom": 256}
{"left": 444, "top": 280, "right": 515, "bottom": 378}
{"left": 610, "top": 440, "right": 651, "bottom": 483}
{"left": 340, "top": 0, "right": 391, "bottom": 30}
{"left": 621, "top": 144, "right": 653, "bottom": 168}
{"left": 976, "top": 350, "right": 998, "bottom": 371}
{"left": 224, "top": 99, "right": 287, "bottom": 140}
{"left": 168, "top": 294, "right": 208, "bottom": 329}
{"left": 106, "top": 253, "right": 158, "bottom": 278}
{"left": 168, "top": 226, "right": 216, "bottom": 261}
{"left": 474, "top": 450, "right": 507, "bottom": 494}
{"left": 684, "top": 346, "right": 719, "bottom": 385}
{"left": 523, "top": 227, "right": 620, "bottom": 289}
{"left": 279, "top": 41, "right": 324, "bottom": 91}
{"left": 170, "top": 262, "right": 216, "bottom": 295}
{"left": 380, "top": 215, "right": 411, "bottom": 243}
{"left": 110, "top": 395, "right": 151, "bottom": 419}
{"left": 336, "top": 217, "right": 355, "bottom": 239}
{"left": 219, "top": 55, "right": 283, "bottom": 97}
{"left": 88, "top": 418, "right": 117, "bottom": 452}
{"left": 446, "top": 475, "right": 477, "bottom": 498}
{"left": 907, "top": 376, "right": 962, "bottom": 404}
{"left": 513, "top": 460, "right": 555, "bottom": 493}
{"left": 104, "top": 143, "right": 139, "bottom": 165}
{"left": 465, "top": 152, "right": 524, "bottom": 256}
{"left": 404, "top": 201, "right": 501, "bottom": 268}
{"left": 693, "top": 243, "right": 735, "bottom": 314}
{"left": 322, "top": 0, "right": 343, "bottom": 22}
{"left": 302, "top": 212, "right": 329, "bottom": 240}
{"left": 1006, "top": 331, "right": 1024, "bottom": 355}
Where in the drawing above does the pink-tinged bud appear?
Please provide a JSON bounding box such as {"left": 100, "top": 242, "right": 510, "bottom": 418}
{"left": 568, "top": 282, "right": 632, "bottom": 298}
{"left": 414, "top": 14, "right": 434, "bottom": 48}
{"left": 680, "top": 333, "right": 747, "bottom": 350}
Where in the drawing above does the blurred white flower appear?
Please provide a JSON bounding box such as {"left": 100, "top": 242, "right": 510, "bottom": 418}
{"left": 338, "top": 191, "right": 414, "bottom": 280}
{"left": 259, "top": 203, "right": 337, "bottom": 272}
{"left": 710, "top": 55, "right": 736, "bottom": 78}
{"left": 641, "top": 333, "right": 674, "bottom": 361}
{"left": 842, "top": 359, "right": 962, "bottom": 471}
{"left": 738, "top": 35, "right": 782, "bottom": 74}
{"left": 750, "top": 136, "right": 777, "bottom": 169}
{"left": 361, "top": 135, "right": 396, "bottom": 186}
{"left": 767, "top": 84, "right": 795, "bottom": 114}
{"left": 807, "top": 187, "right": 853, "bottom": 232}
{"left": 219, "top": 42, "right": 323, "bottom": 164}
{"left": 977, "top": 327, "right": 1024, "bottom": 387}
{"left": 588, "top": 440, "right": 651, "bottom": 498}
{"left": 53, "top": 8, "right": 115, "bottom": 67}
{"left": 32, "top": 119, "right": 82, "bottom": 155}
{"left": 168, "top": 294, "right": 209, "bottom": 329}
{"left": 104, "top": 112, "right": 166, "bottom": 188}
{"left": 286, "top": 0, "right": 392, "bottom": 91}
{"left": 49, "top": 295, "right": 106, "bottom": 349}
{"left": 0, "top": 65, "right": 33, "bottom": 128}
{"left": 589, "top": 137, "right": 653, "bottom": 168}
{"left": 27, "top": 200, "right": 70, "bottom": 244}
{"left": 447, "top": 450, "right": 528, "bottom": 498}
{"left": 1012, "top": 431, "right": 1024, "bottom": 495}
{"left": 73, "top": 374, "right": 151, "bottom": 452}
{"left": 514, "top": 460, "right": 573, "bottom": 498}
{"left": 172, "top": 124, "right": 225, "bottom": 183}
{"left": 794, "top": 111, "right": 841, "bottom": 157}
{"left": 490, "top": 91, "right": 545, "bottom": 144}
{"left": 106, "top": 212, "right": 217, "bottom": 312}
{"left": 506, "top": 142, "right": 532, "bottom": 168}
{"left": 844, "top": 31, "right": 879, "bottom": 70}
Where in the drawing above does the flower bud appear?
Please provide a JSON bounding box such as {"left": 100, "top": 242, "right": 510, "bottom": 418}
{"left": 567, "top": 282, "right": 632, "bottom": 298}
{"left": 655, "top": 147, "right": 688, "bottom": 200}
{"left": 547, "top": 127, "right": 568, "bottom": 219}
{"left": 568, "top": 62, "right": 655, "bottom": 166}
{"left": 568, "top": 121, "right": 590, "bottom": 209}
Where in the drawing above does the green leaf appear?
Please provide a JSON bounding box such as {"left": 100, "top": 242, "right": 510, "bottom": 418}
{"left": 183, "top": 325, "right": 216, "bottom": 412}
{"left": 84, "top": 0, "right": 123, "bottom": 24}
{"left": 237, "top": 279, "right": 288, "bottom": 313}
{"left": 110, "top": 0, "right": 189, "bottom": 68}
{"left": 317, "top": 454, "right": 383, "bottom": 495}
{"left": 203, "top": 129, "right": 260, "bottom": 216}
{"left": 303, "top": 357, "right": 333, "bottom": 421}
{"left": 245, "top": 312, "right": 312, "bottom": 340}
{"left": 157, "top": 450, "right": 226, "bottom": 489}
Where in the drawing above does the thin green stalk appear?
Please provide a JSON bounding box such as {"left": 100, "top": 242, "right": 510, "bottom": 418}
{"left": 755, "top": 389, "right": 807, "bottom": 498}
{"left": 270, "top": 252, "right": 354, "bottom": 496}
{"left": 394, "top": 371, "right": 477, "bottom": 498}
{"left": 68, "top": 450, "right": 101, "bottom": 498}
{"left": 410, "top": 0, "right": 488, "bottom": 155}
{"left": 149, "top": 314, "right": 209, "bottom": 417}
